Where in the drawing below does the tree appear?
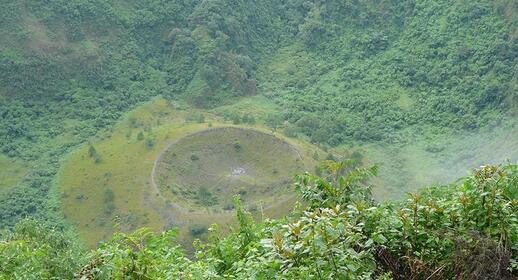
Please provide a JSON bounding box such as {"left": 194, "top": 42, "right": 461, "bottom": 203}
{"left": 296, "top": 159, "right": 378, "bottom": 208}
{"left": 233, "top": 141, "right": 242, "bottom": 151}
{"left": 88, "top": 144, "right": 102, "bottom": 164}
{"left": 266, "top": 114, "right": 283, "bottom": 132}
{"left": 145, "top": 137, "right": 156, "bottom": 150}
{"left": 88, "top": 144, "right": 97, "bottom": 158}
{"left": 103, "top": 188, "right": 115, "bottom": 203}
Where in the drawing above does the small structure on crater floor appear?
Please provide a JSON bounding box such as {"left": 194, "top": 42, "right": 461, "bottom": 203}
{"left": 231, "top": 167, "right": 246, "bottom": 176}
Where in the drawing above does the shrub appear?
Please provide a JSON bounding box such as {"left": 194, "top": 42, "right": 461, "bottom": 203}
{"left": 232, "top": 114, "right": 241, "bottom": 124}
{"left": 188, "top": 224, "right": 208, "bottom": 237}
{"left": 2, "top": 163, "right": 518, "bottom": 279}
{"left": 196, "top": 187, "right": 218, "bottom": 206}
{"left": 93, "top": 153, "right": 102, "bottom": 164}
{"left": 129, "top": 117, "right": 139, "bottom": 128}
{"left": 245, "top": 115, "right": 256, "bottom": 124}
{"left": 0, "top": 219, "right": 84, "bottom": 279}
{"left": 88, "top": 145, "right": 97, "bottom": 158}
{"left": 103, "top": 188, "right": 115, "bottom": 203}
{"left": 145, "top": 138, "right": 156, "bottom": 150}
{"left": 103, "top": 202, "right": 116, "bottom": 215}
{"left": 283, "top": 125, "right": 298, "bottom": 138}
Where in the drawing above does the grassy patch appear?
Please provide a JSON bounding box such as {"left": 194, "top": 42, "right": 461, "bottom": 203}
{"left": 59, "top": 97, "right": 321, "bottom": 249}
{"left": 211, "top": 95, "right": 280, "bottom": 121}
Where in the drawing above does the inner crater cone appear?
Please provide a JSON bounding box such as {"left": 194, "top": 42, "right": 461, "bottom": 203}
{"left": 154, "top": 127, "right": 303, "bottom": 210}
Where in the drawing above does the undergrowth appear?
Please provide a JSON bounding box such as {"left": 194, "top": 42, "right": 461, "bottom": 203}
{"left": 1, "top": 162, "right": 517, "bottom": 279}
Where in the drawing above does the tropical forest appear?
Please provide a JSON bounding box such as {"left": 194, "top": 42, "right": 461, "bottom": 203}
{"left": 1, "top": 0, "right": 518, "bottom": 279}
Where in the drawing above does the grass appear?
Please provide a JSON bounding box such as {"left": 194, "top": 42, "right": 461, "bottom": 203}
{"left": 211, "top": 95, "right": 281, "bottom": 120}
{"left": 59, "top": 97, "right": 321, "bottom": 249}
{"left": 156, "top": 127, "right": 305, "bottom": 211}
{"left": 57, "top": 95, "right": 518, "bottom": 250}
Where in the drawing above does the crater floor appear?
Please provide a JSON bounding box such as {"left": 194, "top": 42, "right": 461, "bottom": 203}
{"left": 154, "top": 127, "right": 303, "bottom": 211}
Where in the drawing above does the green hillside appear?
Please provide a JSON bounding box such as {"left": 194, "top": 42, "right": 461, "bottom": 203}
{"left": 0, "top": 0, "right": 517, "bottom": 278}
{"left": 2, "top": 163, "right": 518, "bottom": 279}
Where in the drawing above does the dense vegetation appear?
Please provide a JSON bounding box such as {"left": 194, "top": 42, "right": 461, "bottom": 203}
{"left": 1, "top": 163, "right": 517, "bottom": 279}
{"left": 0, "top": 0, "right": 517, "bottom": 278}
{"left": 1, "top": 0, "right": 517, "bottom": 227}
{"left": 263, "top": 0, "right": 518, "bottom": 145}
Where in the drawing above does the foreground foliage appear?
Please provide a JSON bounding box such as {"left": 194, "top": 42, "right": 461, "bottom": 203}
{"left": 1, "top": 162, "right": 517, "bottom": 279}
{"left": 0, "top": 220, "right": 84, "bottom": 279}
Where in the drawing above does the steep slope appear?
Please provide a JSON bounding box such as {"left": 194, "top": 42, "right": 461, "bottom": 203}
{"left": 260, "top": 0, "right": 518, "bottom": 144}
{"left": 0, "top": 0, "right": 517, "bottom": 232}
